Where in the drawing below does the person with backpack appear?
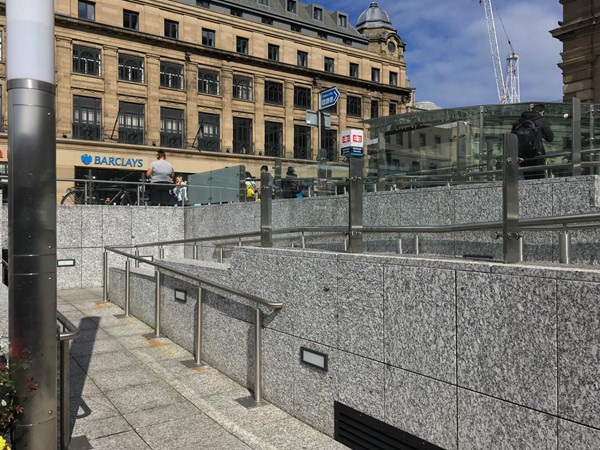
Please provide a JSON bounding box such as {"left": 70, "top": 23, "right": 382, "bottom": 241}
{"left": 511, "top": 103, "right": 554, "bottom": 179}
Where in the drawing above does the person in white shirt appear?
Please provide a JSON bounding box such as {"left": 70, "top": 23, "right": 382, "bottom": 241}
{"left": 146, "top": 150, "right": 174, "bottom": 205}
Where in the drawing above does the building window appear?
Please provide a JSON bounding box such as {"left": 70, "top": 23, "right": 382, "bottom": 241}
{"left": 324, "top": 57, "right": 334, "bottom": 73}
{"left": 73, "top": 45, "right": 101, "bottom": 76}
{"left": 262, "top": 17, "right": 273, "bottom": 25}
{"left": 265, "top": 81, "right": 283, "bottom": 105}
{"left": 202, "top": 29, "right": 215, "bottom": 47}
{"left": 198, "top": 69, "right": 220, "bottom": 95}
{"left": 322, "top": 129, "right": 337, "bottom": 161}
{"left": 294, "top": 125, "right": 311, "bottom": 159}
{"left": 371, "top": 99, "right": 379, "bottom": 119}
{"left": 233, "top": 117, "right": 252, "bottom": 154}
{"left": 236, "top": 37, "right": 249, "bottom": 54}
{"left": 294, "top": 86, "right": 311, "bottom": 109}
{"left": 318, "top": 31, "right": 327, "bottom": 39}
{"left": 73, "top": 95, "right": 101, "bottom": 141}
{"left": 123, "top": 10, "right": 139, "bottom": 30}
{"left": 164, "top": 19, "right": 179, "bottom": 39}
{"left": 347, "top": 95, "right": 362, "bottom": 117}
{"left": 268, "top": 44, "right": 279, "bottom": 61}
{"left": 197, "top": 113, "right": 220, "bottom": 151}
{"left": 390, "top": 72, "right": 398, "bottom": 86}
{"left": 118, "top": 101, "right": 145, "bottom": 145}
{"left": 313, "top": 7, "right": 323, "bottom": 20}
{"left": 197, "top": 0, "right": 209, "bottom": 7}
{"left": 291, "top": 24, "right": 301, "bottom": 32}
{"left": 297, "top": 51, "right": 308, "bottom": 67}
{"left": 160, "top": 107, "right": 184, "bottom": 148}
{"left": 371, "top": 68, "right": 380, "bottom": 82}
{"left": 257, "top": 0, "right": 268, "bottom": 4}
{"left": 323, "top": 102, "right": 337, "bottom": 114}
{"left": 230, "top": 8, "right": 243, "bottom": 17}
{"left": 349, "top": 63, "right": 359, "bottom": 78}
{"left": 118, "top": 54, "right": 144, "bottom": 83}
{"left": 338, "top": 14, "right": 347, "bottom": 27}
{"left": 389, "top": 102, "right": 397, "bottom": 116}
{"left": 160, "top": 61, "right": 184, "bottom": 89}
{"left": 287, "top": 0, "right": 297, "bottom": 13}
{"left": 264, "top": 121, "right": 283, "bottom": 157}
{"left": 232, "top": 75, "right": 253, "bottom": 100}
{"left": 78, "top": 1, "right": 95, "bottom": 20}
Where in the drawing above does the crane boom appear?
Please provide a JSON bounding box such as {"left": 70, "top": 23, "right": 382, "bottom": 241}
{"left": 482, "top": 0, "right": 507, "bottom": 103}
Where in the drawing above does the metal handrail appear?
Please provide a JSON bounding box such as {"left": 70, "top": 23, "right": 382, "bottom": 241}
{"left": 57, "top": 311, "right": 80, "bottom": 450}
{"left": 103, "top": 246, "right": 282, "bottom": 405}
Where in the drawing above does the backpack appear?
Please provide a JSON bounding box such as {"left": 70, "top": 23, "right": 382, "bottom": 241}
{"left": 512, "top": 119, "right": 539, "bottom": 159}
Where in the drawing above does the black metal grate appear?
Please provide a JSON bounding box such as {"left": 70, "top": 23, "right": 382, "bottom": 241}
{"left": 334, "top": 402, "right": 445, "bottom": 450}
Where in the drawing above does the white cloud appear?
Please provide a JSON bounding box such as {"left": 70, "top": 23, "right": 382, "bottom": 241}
{"left": 321, "top": 0, "right": 563, "bottom": 108}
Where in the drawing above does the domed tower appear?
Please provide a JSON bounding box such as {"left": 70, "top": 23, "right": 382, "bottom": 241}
{"left": 356, "top": 2, "right": 405, "bottom": 64}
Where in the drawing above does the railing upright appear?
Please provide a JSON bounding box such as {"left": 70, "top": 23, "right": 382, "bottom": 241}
{"left": 125, "top": 259, "right": 131, "bottom": 316}
{"left": 154, "top": 268, "right": 161, "bottom": 337}
{"left": 572, "top": 97, "right": 582, "bottom": 176}
{"left": 260, "top": 171, "right": 273, "bottom": 248}
{"left": 102, "top": 250, "right": 108, "bottom": 302}
{"left": 502, "top": 132, "right": 521, "bottom": 263}
{"left": 560, "top": 227, "right": 571, "bottom": 264}
{"left": 194, "top": 285, "right": 203, "bottom": 365}
{"left": 57, "top": 312, "right": 80, "bottom": 450}
{"left": 254, "top": 307, "right": 263, "bottom": 403}
{"left": 348, "top": 157, "right": 364, "bottom": 253}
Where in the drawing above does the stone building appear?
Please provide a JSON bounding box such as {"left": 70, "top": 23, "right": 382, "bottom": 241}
{"left": 0, "top": 0, "right": 413, "bottom": 196}
{"left": 552, "top": 0, "right": 600, "bottom": 102}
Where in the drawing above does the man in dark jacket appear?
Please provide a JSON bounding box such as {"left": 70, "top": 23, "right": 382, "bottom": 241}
{"left": 512, "top": 103, "right": 554, "bottom": 179}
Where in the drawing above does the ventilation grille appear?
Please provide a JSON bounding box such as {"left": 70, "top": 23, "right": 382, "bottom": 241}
{"left": 334, "top": 401, "right": 445, "bottom": 450}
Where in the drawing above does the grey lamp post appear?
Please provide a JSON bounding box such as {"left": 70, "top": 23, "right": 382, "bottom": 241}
{"left": 7, "top": 1, "right": 58, "bottom": 448}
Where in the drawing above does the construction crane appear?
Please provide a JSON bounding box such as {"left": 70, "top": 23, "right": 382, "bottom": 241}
{"left": 481, "top": 0, "right": 520, "bottom": 104}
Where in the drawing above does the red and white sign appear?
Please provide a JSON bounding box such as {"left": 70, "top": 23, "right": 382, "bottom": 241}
{"left": 341, "top": 129, "right": 364, "bottom": 157}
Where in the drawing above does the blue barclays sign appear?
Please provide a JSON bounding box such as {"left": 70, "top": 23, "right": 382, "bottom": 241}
{"left": 80, "top": 153, "right": 143, "bottom": 168}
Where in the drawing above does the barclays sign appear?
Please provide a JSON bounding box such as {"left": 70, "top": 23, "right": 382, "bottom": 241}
{"left": 80, "top": 153, "right": 144, "bottom": 168}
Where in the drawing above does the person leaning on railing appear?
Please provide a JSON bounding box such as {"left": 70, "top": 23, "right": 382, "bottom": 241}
{"left": 146, "top": 150, "right": 174, "bottom": 206}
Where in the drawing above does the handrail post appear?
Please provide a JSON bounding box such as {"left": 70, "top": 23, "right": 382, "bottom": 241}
{"left": 348, "top": 157, "right": 364, "bottom": 253}
{"left": 159, "top": 245, "right": 165, "bottom": 259}
{"left": 154, "top": 268, "right": 161, "bottom": 337}
{"left": 219, "top": 247, "right": 224, "bottom": 263}
{"left": 194, "top": 285, "right": 203, "bottom": 365}
{"left": 301, "top": 231, "right": 306, "bottom": 249}
{"left": 134, "top": 247, "right": 140, "bottom": 268}
{"left": 572, "top": 96, "right": 582, "bottom": 176}
{"left": 125, "top": 259, "right": 131, "bottom": 317}
{"left": 254, "top": 306, "right": 263, "bottom": 403}
{"left": 559, "top": 228, "right": 571, "bottom": 264}
{"left": 59, "top": 331, "right": 70, "bottom": 450}
{"left": 238, "top": 237, "right": 242, "bottom": 247}
{"left": 396, "top": 237, "right": 403, "bottom": 254}
{"left": 260, "top": 171, "right": 273, "bottom": 248}
{"left": 414, "top": 235, "right": 420, "bottom": 255}
{"left": 103, "top": 250, "right": 108, "bottom": 302}
{"left": 503, "top": 132, "right": 521, "bottom": 263}
{"left": 192, "top": 242, "right": 198, "bottom": 260}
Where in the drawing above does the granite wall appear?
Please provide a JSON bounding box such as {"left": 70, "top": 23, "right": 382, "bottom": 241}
{"left": 108, "top": 248, "right": 600, "bottom": 449}
{"left": 184, "top": 175, "right": 600, "bottom": 265}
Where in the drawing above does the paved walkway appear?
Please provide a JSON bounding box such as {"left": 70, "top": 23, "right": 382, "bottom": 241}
{"left": 59, "top": 288, "right": 347, "bottom": 450}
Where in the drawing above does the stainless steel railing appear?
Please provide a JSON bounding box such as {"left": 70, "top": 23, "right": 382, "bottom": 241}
{"left": 103, "top": 246, "right": 282, "bottom": 405}
{"left": 57, "top": 311, "right": 80, "bottom": 450}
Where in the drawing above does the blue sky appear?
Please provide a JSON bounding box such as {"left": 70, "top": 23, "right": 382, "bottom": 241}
{"left": 318, "top": 0, "right": 563, "bottom": 108}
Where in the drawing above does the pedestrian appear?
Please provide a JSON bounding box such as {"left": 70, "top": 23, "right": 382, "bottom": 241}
{"left": 146, "top": 150, "right": 174, "bottom": 205}
{"left": 172, "top": 174, "right": 188, "bottom": 207}
{"left": 512, "top": 103, "right": 554, "bottom": 179}
{"left": 245, "top": 171, "right": 257, "bottom": 201}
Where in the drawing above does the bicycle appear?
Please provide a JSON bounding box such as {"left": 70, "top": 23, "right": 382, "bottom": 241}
{"left": 61, "top": 178, "right": 141, "bottom": 206}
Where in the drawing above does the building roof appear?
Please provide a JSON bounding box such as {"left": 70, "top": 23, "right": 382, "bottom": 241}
{"left": 356, "top": 2, "right": 395, "bottom": 32}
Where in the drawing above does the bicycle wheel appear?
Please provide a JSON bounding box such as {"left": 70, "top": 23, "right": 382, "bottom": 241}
{"left": 61, "top": 190, "right": 82, "bottom": 205}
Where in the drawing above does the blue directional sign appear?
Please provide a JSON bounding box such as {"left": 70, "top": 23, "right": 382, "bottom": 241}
{"left": 319, "top": 87, "right": 340, "bottom": 110}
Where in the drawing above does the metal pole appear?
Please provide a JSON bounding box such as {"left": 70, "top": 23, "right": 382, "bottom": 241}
{"left": 456, "top": 121, "right": 467, "bottom": 183}
{"left": 192, "top": 243, "right": 198, "bottom": 260}
{"left": 219, "top": 247, "right": 224, "bottom": 263}
{"left": 559, "top": 229, "right": 571, "bottom": 264}
{"left": 254, "top": 306, "right": 263, "bottom": 403}
{"left": 518, "top": 235, "right": 524, "bottom": 262}
{"left": 59, "top": 336, "right": 70, "bottom": 450}
{"left": 194, "top": 285, "right": 203, "bottom": 365}
{"left": 159, "top": 245, "right": 165, "bottom": 259}
{"left": 503, "top": 132, "right": 521, "bottom": 263}
{"left": 414, "top": 235, "right": 420, "bottom": 255}
{"left": 572, "top": 97, "right": 582, "bottom": 176}
{"left": 7, "top": 1, "right": 58, "bottom": 447}
{"left": 134, "top": 247, "right": 140, "bottom": 268}
{"left": 154, "top": 269, "right": 161, "bottom": 337}
{"left": 396, "top": 237, "right": 403, "bottom": 254}
{"left": 125, "top": 259, "right": 131, "bottom": 317}
{"left": 348, "top": 157, "right": 364, "bottom": 253}
{"left": 301, "top": 231, "right": 306, "bottom": 249}
{"left": 260, "top": 171, "right": 273, "bottom": 248}
{"left": 103, "top": 250, "right": 108, "bottom": 302}
{"left": 238, "top": 237, "right": 242, "bottom": 247}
